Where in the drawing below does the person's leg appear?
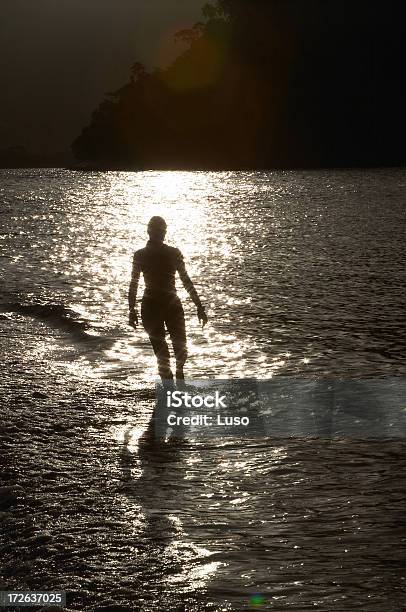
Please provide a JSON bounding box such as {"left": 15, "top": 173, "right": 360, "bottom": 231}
{"left": 141, "top": 298, "right": 173, "bottom": 381}
{"left": 165, "top": 297, "right": 187, "bottom": 382}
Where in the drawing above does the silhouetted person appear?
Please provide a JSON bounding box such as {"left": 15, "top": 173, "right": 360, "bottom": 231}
{"left": 128, "top": 216, "right": 207, "bottom": 383}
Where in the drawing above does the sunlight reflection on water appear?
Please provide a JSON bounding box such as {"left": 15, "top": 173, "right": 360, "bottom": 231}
{"left": 2, "top": 168, "right": 405, "bottom": 384}
{"left": 63, "top": 169, "right": 301, "bottom": 382}
{"left": 1, "top": 168, "right": 405, "bottom": 610}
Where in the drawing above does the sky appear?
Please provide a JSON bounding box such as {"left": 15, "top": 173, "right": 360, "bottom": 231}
{"left": 0, "top": 0, "right": 203, "bottom": 154}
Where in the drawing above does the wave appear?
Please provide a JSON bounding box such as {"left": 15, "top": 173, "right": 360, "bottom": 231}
{"left": 1, "top": 301, "right": 113, "bottom": 347}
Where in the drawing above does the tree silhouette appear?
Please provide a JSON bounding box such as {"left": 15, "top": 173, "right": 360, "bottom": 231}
{"left": 130, "top": 62, "right": 146, "bottom": 82}
{"left": 72, "top": 0, "right": 406, "bottom": 169}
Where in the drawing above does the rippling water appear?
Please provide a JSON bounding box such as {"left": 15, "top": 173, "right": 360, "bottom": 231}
{"left": 1, "top": 168, "right": 405, "bottom": 611}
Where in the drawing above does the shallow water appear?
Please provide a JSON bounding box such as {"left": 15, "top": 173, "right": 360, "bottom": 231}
{"left": 0, "top": 168, "right": 405, "bottom": 610}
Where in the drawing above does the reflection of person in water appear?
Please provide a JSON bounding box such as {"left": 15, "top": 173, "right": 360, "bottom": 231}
{"left": 128, "top": 216, "right": 208, "bottom": 383}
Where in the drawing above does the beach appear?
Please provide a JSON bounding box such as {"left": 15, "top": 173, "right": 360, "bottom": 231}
{"left": 1, "top": 168, "right": 405, "bottom": 610}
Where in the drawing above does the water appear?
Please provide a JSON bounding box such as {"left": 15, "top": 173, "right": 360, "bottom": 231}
{"left": 0, "top": 168, "right": 405, "bottom": 610}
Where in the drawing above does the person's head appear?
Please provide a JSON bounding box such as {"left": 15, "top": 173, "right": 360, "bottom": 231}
{"left": 147, "top": 216, "right": 167, "bottom": 242}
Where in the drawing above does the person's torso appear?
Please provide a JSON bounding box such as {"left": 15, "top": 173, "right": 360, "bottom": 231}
{"left": 135, "top": 241, "right": 180, "bottom": 298}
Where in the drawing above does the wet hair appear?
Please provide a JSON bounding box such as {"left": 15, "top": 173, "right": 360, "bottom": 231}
{"left": 147, "top": 216, "right": 167, "bottom": 240}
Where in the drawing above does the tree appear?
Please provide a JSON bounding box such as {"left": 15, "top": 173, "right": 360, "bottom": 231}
{"left": 72, "top": 0, "right": 406, "bottom": 169}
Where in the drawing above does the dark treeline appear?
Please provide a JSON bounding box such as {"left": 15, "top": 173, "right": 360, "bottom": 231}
{"left": 72, "top": 0, "right": 406, "bottom": 170}
{"left": 0, "top": 146, "right": 73, "bottom": 169}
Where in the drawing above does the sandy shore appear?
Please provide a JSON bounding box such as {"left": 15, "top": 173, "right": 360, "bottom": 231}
{"left": 2, "top": 351, "right": 406, "bottom": 610}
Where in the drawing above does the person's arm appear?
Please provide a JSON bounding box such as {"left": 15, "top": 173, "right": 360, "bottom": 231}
{"left": 128, "top": 253, "right": 141, "bottom": 328}
{"left": 176, "top": 250, "right": 208, "bottom": 326}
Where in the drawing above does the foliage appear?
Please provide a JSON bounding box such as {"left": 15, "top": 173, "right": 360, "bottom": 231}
{"left": 72, "top": 0, "right": 406, "bottom": 169}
